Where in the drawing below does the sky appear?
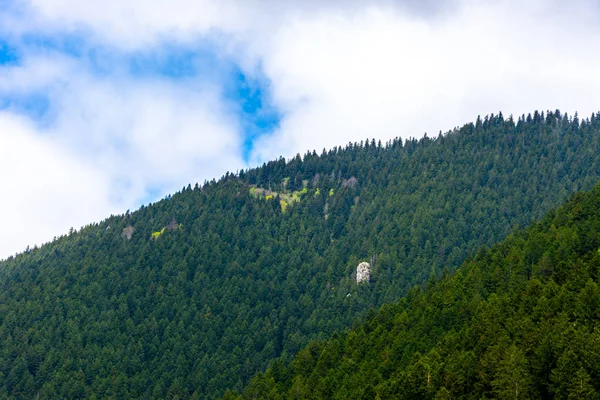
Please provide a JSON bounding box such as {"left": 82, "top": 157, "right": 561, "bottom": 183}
{"left": 1, "top": 0, "right": 600, "bottom": 258}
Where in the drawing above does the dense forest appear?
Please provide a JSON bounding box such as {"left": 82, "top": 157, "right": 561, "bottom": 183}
{"left": 1, "top": 111, "right": 600, "bottom": 398}
{"left": 234, "top": 181, "right": 600, "bottom": 399}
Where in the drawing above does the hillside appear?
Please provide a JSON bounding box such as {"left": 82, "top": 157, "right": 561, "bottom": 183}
{"left": 235, "top": 180, "right": 600, "bottom": 399}
{"left": 1, "top": 111, "right": 600, "bottom": 398}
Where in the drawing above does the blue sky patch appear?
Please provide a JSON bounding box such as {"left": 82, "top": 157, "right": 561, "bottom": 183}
{"left": 226, "top": 68, "right": 281, "bottom": 162}
{"left": 0, "top": 25, "right": 282, "bottom": 163}
{"left": 127, "top": 41, "right": 223, "bottom": 79}
{"left": 0, "top": 40, "right": 19, "bottom": 65}
{"left": 0, "top": 92, "right": 52, "bottom": 125}
{"left": 22, "top": 31, "right": 87, "bottom": 58}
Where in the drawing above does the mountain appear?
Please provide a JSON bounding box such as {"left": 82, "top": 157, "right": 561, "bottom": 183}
{"left": 2, "top": 111, "right": 600, "bottom": 398}
{"left": 234, "top": 180, "right": 600, "bottom": 399}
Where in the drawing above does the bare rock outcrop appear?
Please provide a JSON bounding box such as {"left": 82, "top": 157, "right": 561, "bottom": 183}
{"left": 342, "top": 176, "right": 358, "bottom": 188}
{"left": 356, "top": 262, "right": 370, "bottom": 284}
{"left": 122, "top": 225, "right": 135, "bottom": 240}
{"left": 166, "top": 217, "right": 179, "bottom": 231}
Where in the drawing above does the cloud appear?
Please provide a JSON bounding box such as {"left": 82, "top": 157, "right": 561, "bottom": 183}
{"left": 0, "top": 112, "right": 116, "bottom": 257}
{"left": 55, "top": 74, "right": 244, "bottom": 200}
{"left": 30, "top": 0, "right": 598, "bottom": 160}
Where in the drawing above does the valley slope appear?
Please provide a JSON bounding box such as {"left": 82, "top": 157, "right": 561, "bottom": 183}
{"left": 235, "top": 179, "right": 600, "bottom": 399}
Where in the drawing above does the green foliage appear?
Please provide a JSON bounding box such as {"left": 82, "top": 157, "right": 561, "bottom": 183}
{"left": 249, "top": 183, "right": 305, "bottom": 209}
{"left": 2, "top": 111, "right": 600, "bottom": 399}
{"left": 151, "top": 227, "right": 166, "bottom": 239}
{"left": 238, "top": 183, "right": 600, "bottom": 399}
{"left": 280, "top": 200, "right": 288, "bottom": 213}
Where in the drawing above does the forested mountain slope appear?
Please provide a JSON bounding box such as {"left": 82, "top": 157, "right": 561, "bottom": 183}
{"left": 1, "top": 111, "right": 600, "bottom": 398}
{"left": 235, "top": 180, "right": 600, "bottom": 400}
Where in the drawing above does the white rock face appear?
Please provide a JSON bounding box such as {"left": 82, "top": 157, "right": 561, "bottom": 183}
{"left": 121, "top": 225, "right": 135, "bottom": 240}
{"left": 356, "top": 262, "right": 371, "bottom": 284}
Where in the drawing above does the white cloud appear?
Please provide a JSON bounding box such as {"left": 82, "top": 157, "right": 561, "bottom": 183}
{"left": 48, "top": 68, "right": 244, "bottom": 201}
{"left": 33, "top": 0, "right": 598, "bottom": 160}
{"left": 0, "top": 112, "right": 115, "bottom": 257}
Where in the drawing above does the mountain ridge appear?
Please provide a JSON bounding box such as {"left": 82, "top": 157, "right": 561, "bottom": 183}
{"left": 2, "top": 110, "right": 600, "bottom": 398}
